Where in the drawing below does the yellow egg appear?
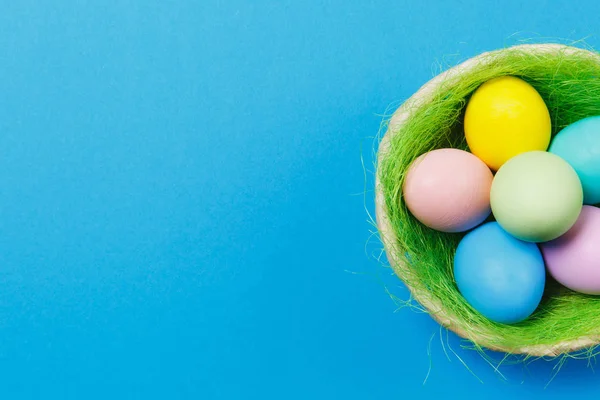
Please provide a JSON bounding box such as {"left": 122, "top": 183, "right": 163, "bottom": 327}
{"left": 464, "top": 76, "right": 551, "bottom": 170}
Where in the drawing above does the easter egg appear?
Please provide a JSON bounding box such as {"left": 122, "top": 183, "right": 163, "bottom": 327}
{"left": 403, "top": 148, "right": 493, "bottom": 233}
{"left": 549, "top": 116, "right": 600, "bottom": 205}
{"left": 541, "top": 206, "right": 600, "bottom": 295}
{"left": 490, "top": 151, "right": 583, "bottom": 242}
{"left": 454, "top": 222, "right": 546, "bottom": 324}
{"left": 464, "top": 76, "right": 551, "bottom": 170}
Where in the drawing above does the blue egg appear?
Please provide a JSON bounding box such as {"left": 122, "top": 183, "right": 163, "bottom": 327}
{"left": 549, "top": 116, "right": 600, "bottom": 205}
{"left": 453, "top": 222, "right": 546, "bottom": 324}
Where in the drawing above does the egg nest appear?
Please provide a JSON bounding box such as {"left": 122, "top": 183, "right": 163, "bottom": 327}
{"left": 377, "top": 45, "right": 600, "bottom": 356}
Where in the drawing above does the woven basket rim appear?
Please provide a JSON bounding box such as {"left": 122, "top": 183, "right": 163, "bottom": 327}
{"left": 375, "top": 43, "right": 600, "bottom": 357}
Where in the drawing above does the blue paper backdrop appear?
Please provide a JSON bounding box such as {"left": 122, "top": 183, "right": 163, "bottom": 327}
{"left": 0, "top": 1, "right": 599, "bottom": 398}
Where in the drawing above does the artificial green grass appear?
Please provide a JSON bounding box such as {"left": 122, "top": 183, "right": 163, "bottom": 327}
{"left": 378, "top": 45, "right": 600, "bottom": 355}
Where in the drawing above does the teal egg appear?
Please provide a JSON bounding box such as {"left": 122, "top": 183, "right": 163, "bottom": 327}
{"left": 490, "top": 151, "right": 583, "bottom": 242}
{"left": 549, "top": 116, "right": 600, "bottom": 204}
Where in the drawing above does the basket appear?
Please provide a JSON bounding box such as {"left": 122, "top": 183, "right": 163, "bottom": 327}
{"left": 375, "top": 44, "right": 600, "bottom": 357}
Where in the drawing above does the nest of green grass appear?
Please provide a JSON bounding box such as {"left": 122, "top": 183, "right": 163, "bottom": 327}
{"left": 375, "top": 43, "right": 600, "bottom": 357}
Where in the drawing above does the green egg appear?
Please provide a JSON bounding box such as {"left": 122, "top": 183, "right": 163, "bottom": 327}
{"left": 490, "top": 151, "right": 583, "bottom": 243}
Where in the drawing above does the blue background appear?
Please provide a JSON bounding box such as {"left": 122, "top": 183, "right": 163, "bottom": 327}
{"left": 1, "top": 1, "right": 599, "bottom": 398}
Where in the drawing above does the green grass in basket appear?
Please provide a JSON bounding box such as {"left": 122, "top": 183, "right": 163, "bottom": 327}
{"left": 379, "top": 46, "right": 600, "bottom": 353}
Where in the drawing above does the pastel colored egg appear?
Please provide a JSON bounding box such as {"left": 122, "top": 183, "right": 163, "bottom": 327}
{"left": 464, "top": 76, "right": 551, "bottom": 171}
{"left": 549, "top": 116, "right": 600, "bottom": 205}
{"left": 402, "top": 148, "right": 493, "bottom": 233}
{"left": 490, "top": 151, "right": 583, "bottom": 242}
{"left": 454, "top": 222, "right": 546, "bottom": 324}
{"left": 541, "top": 206, "right": 600, "bottom": 295}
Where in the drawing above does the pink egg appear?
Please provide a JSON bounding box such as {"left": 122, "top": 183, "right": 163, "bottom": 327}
{"left": 541, "top": 205, "right": 600, "bottom": 295}
{"left": 402, "top": 148, "right": 493, "bottom": 233}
